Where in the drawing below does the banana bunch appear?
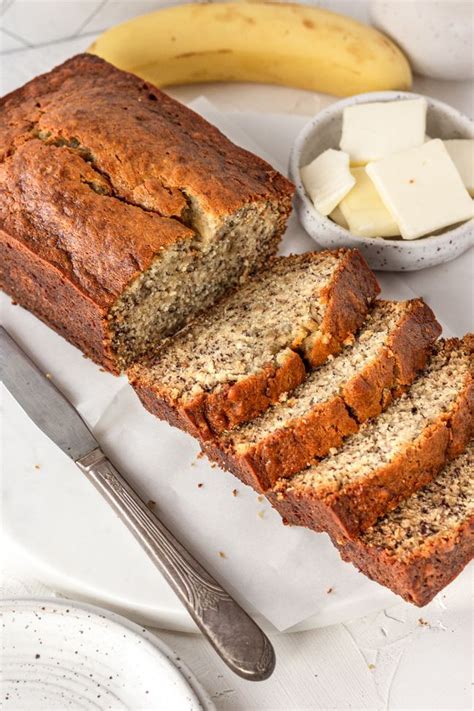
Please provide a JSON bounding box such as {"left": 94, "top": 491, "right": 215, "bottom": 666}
{"left": 88, "top": 2, "right": 412, "bottom": 97}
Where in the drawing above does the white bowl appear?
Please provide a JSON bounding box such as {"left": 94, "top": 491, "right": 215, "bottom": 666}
{"left": 289, "top": 91, "right": 474, "bottom": 271}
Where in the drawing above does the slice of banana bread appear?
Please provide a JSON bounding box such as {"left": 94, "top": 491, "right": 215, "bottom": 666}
{"left": 269, "top": 336, "right": 473, "bottom": 541}
{"left": 203, "top": 299, "right": 441, "bottom": 491}
{"left": 0, "top": 54, "right": 294, "bottom": 372}
{"left": 336, "top": 442, "right": 473, "bottom": 606}
{"left": 129, "top": 249, "right": 379, "bottom": 438}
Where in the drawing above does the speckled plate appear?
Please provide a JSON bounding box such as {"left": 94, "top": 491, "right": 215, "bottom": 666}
{"left": 0, "top": 598, "right": 214, "bottom": 711}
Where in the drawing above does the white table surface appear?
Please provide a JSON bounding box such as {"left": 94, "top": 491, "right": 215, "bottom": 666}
{"left": 1, "top": 1, "right": 473, "bottom": 709}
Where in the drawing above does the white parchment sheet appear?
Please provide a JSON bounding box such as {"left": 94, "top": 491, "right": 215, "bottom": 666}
{"left": 2, "top": 99, "right": 469, "bottom": 631}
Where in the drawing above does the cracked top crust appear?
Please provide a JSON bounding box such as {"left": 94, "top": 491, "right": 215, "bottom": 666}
{"left": 0, "top": 54, "right": 293, "bottom": 224}
{"left": 0, "top": 140, "right": 195, "bottom": 307}
{"left": 0, "top": 54, "right": 294, "bottom": 309}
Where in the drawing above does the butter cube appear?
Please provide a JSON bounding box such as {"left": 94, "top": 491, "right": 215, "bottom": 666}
{"left": 339, "top": 168, "right": 400, "bottom": 238}
{"left": 329, "top": 205, "right": 349, "bottom": 229}
{"left": 300, "top": 149, "right": 355, "bottom": 216}
{"left": 340, "top": 99, "right": 427, "bottom": 163}
{"left": 366, "top": 139, "right": 473, "bottom": 240}
{"left": 444, "top": 139, "right": 474, "bottom": 196}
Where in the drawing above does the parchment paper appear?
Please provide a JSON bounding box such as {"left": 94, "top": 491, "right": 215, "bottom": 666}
{"left": 2, "top": 99, "right": 465, "bottom": 631}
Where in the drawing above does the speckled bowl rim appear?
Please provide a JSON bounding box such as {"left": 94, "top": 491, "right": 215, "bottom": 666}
{"left": 289, "top": 90, "right": 474, "bottom": 252}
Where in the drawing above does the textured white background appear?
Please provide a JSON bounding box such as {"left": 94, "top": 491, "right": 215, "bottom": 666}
{"left": 1, "top": 1, "right": 473, "bottom": 709}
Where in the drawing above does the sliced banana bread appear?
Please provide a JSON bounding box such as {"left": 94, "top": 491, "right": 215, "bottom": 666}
{"left": 0, "top": 54, "right": 294, "bottom": 372}
{"left": 203, "top": 299, "right": 441, "bottom": 491}
{"left": 269, "top": 336, "right": 473, "bottom": 541}
{"left": 336, "top": 442, "right": 473, "bottom": 606}
{"left": 129, "top": 249, "right": 379, "bottom": 438}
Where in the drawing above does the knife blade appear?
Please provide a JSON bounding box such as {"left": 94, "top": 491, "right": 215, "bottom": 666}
{"left": 0, "top": 326, "right": 275, "bottom": 681}
{"left": 0, "top": 328, "right": 97, "bottom": 460}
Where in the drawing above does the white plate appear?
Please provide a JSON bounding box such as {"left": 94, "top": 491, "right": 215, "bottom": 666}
{"left": 0, "top": 597, "right": 214, "bottom": 710}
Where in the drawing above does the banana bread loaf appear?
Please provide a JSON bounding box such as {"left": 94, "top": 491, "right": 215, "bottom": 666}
{"left": 203, "top": 299, "right": 441, "bottom": 491}
{"left": 336, "top": 442, "right": 473, "bottom": 606}
{"left": 269, "top": 337, "right": 473, "bottom": 541}
{"left": 0, "top": 54, "right": 294, "bottom": 372}
{"left": 129, "top": 249, "right": 379, "bottom": 438}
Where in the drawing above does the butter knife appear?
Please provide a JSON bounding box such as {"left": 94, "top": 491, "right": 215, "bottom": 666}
{"left": 0, "top": 327, "right": 275, "bottom": 681}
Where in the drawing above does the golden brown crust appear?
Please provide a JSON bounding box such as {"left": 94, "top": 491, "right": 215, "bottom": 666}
{"left": 0, "top": 54, "right": 294, "bottom": 220}
{"left": 269, "top": 362, "right": 474, "bottom": 542}
{"left": 0, "top": 229, "right": 117, "bottom": 371}
{"left": 0, "top": 140, "right": 194, "bottom": 309}
{"left": 303, "top": 249, "right": 380, "bottom": 366}
{"left": 201, "top": 299, "right": 440, "bottom": 491}
{"left": 131, "top": 350, "right": 307, "bottom": 440}
{"left": 184, "top": 350, "right": 307, "bottom": 439}
{"left": 203, "top": 395, "right": 357, "bottom": 491}
{"left": 0, "top": 54, "right": 293, "bottom": 371}
{"left": 336, "top": 518, "right": 474, "bottom": 606}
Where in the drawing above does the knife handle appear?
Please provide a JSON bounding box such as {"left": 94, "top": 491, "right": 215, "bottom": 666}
{"left": 76, "top": 447, "right": 275, "bottom": 681}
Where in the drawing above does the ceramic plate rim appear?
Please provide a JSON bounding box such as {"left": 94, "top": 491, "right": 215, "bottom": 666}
{"left": 0, "top": 596, "right": 215, "bottom": 711}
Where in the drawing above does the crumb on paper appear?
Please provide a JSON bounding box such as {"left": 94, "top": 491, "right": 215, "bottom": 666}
{"left": 418, "top": 617, "right": 429, "bottom": 627}
{"left": 210, "top": 462, "right": 217, "bottom": 469}
{"left": 368, "top": 663, "right": 376, "bottom": 670}
{"left": 99, "top": 368, "right": 106, "bottom": 373}
{"left": 147, "top": 500, "right": 156, "bottom": 511}
{"left": 197, "top": 482, "right": 204, "bottom": 488}
{"left": 232, "top": 489, "right": 238, "bottom": 497}
{"left": 196, "top": 451, "right": 204, "bottom": 460}
{"left": 257, "top": 495, "right": 264, "bottom": 502}
{"left": 257, "top": 510, "right": 265, "bottom": 519}
{"left": 190, "top": 461, "right": 196, "bottom": 467}
{"left": 45, "top": 373, "right": 52, "bottom": 379}
{"left": 326, "top": 587, "right": 334, "bottom": 594}
{"left": 34, "top": 464, "right": 41, "bottom": 470}
{"left": 218, "top": 551, "right": 227, "bottom": 559}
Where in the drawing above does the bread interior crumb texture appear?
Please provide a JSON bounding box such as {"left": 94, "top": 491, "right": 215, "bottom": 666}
{"left": 141, "top": 252, "right": 340, "bottom": 399}
{"left": 110, "top": 201, "right": 281, "bottom": 367}
{"left": 289, "top": 343, "right": 471, "bottom": 493}
{"left": 362, "top": 442, "right": 473, "bottom": 559}
{"left": 229, "top": 301, "right": 404, "bottom": 447}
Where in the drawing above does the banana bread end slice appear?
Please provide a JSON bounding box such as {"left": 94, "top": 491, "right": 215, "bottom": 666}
{"left": 336, "top": 443, "right": 473, "bottom": 606}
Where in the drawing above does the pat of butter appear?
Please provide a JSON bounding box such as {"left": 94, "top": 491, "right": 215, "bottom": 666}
{"left": 329, "top": 205, "right": 349, "bottom": 229}
{"left": 340, "top": 99, "right": 427, "bottom": 163}
{"left": 300, "top": 149, "right": 355, "bottom": 216}
{"left": 366, "top": 139, "right": 473, "bottom": 240}
{"left": 444, "top": 139, "right": 474, "bottom": 196}
{"left": 339, "top": 168, "right": 400, "bottom": 238}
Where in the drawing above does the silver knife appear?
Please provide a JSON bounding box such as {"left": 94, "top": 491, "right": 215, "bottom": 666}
{"left": 0, "top": 326, "right": 275, "bottom": 681}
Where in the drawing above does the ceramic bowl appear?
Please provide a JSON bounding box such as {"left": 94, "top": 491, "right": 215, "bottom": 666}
{"left": 289, "top": 91, "right": 474, "bottom": 271}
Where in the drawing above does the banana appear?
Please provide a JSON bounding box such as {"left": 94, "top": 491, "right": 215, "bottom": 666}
{"left": 88, "top": 2, "right": 412, "bottom": 97}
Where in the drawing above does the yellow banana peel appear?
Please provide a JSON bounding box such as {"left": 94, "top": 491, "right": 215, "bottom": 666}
{"left": 88, "top": 2, "right": 412, "bottom": 97}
